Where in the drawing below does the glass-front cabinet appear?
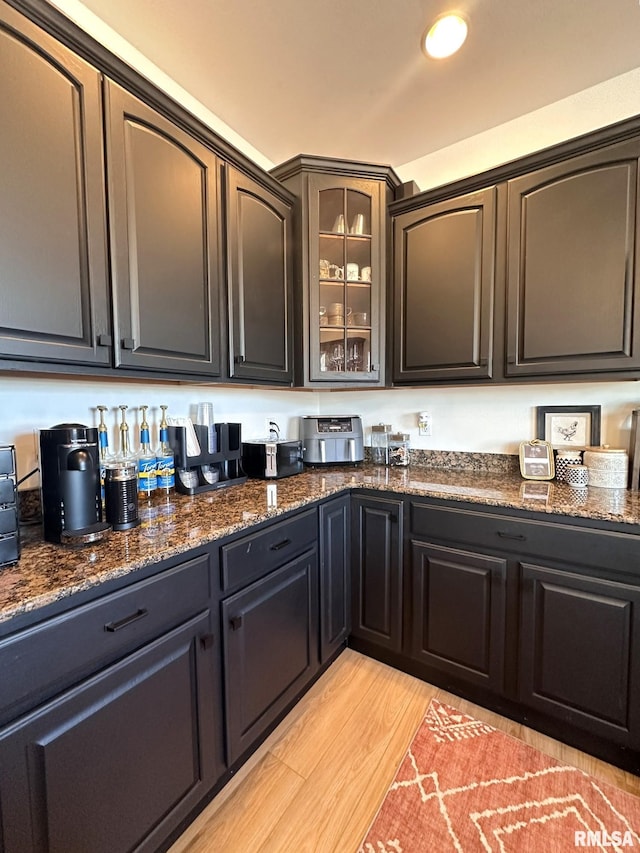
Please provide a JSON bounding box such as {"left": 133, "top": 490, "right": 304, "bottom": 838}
{"left": 316, "top": 185, "right": 373, "bottom": 377}
{"left": 272, "top": 157, "right": 400, "bottom": 386}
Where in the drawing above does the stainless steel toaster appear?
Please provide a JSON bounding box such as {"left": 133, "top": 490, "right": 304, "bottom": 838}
{"left": 301, "top": 416, "right": 364, "bottom": 466}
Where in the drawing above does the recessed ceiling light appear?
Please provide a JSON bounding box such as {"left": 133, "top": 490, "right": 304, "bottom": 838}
{"left": 423, "top": 13, "right": 468, "bottom": 59}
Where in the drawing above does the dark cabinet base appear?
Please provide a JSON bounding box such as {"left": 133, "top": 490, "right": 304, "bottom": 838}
{"left": 348, "top": 636, "right": 640, "bottom": 776}
{"left": 222, "top": 549, "right": 319, "bottom": 765}
{"left": 0, "top": 613, "right": 221, "bottom": 853}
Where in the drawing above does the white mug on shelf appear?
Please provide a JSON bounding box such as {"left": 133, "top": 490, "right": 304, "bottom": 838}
{"left": 346, "top": 263, "right": 359, "bottom": 281}
{"left": 361, "top": 266, "right": 371, "bottom": 281}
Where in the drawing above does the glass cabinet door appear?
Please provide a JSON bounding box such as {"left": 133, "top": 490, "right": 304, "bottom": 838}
{"left": 312, "top": 182, "right": 379, "bottom": 381}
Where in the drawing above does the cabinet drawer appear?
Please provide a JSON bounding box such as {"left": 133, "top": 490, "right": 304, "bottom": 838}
{"left": 0, "top": 478, "right": 16, "bottom": 505}
{"left": 0, "top": 552, "right": 211, "bottom": 724}
{"left": 221, "top": 509, "right": 317, "bottom": 592}
{"left": 411, "top": 502, "right": 640, "bottom": 575}
{"left": 0, "top": 505, "right": 17, "bottom": 534}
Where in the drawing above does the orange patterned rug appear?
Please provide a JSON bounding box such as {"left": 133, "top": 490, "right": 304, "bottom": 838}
{"left": 358, "top": 699, "right": 640, "bottom": 852}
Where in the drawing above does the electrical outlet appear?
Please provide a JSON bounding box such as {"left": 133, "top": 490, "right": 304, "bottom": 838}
{"left": 265, "top": 418, "right": 281, "bottom": 439}
{"left": 418, "top": 413, "right": 432, "bottom": 437}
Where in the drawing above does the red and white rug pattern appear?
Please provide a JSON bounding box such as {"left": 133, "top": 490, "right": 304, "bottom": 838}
{"left": 358, "top": 699, "right": 640, "bottom": 852}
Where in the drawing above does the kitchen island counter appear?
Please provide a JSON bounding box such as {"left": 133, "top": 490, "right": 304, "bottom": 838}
{"left": 3, "top": 464, "right": 640, "bottom": 627}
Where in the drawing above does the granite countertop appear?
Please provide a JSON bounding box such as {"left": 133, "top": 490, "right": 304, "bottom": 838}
{"left": 2, "top": 463, "right": 640, "bottom": 627}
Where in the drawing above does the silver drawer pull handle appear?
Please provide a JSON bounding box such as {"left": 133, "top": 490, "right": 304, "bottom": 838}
{"left": 270, "top": 538, "right": 291, "bottom": 551}
{"left": 104, "top": 608, "right": 148, "bottom": 632}
{"left": 496, "top": 531, "right": 526, "bottom": 541}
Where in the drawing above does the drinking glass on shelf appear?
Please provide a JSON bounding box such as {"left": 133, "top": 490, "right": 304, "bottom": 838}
{"left": 347, "top": 340, "right": 364, "bottom": 371}
{"left": 329, "top": 342, "right": 345, "bottom": 371}
{"left": 349, "top": 213, "right": 365, "bottom": 235}
{"left": 332, "top": 214, "right": 346, "bottom": 233}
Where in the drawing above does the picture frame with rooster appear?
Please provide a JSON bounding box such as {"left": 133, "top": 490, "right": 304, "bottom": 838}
{"left": 536, "top": 405, "right": 601, "bottom": 449}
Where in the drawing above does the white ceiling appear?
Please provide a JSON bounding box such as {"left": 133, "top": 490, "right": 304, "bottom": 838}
{"left": 74, "top": 0, "right": 640, "bottom": 169}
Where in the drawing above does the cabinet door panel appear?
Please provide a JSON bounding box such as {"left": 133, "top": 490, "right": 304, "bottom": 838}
{"left": 393, "top": 188, "right": 495, "bottom": 382}
{"left": 105, "top": 79, "right": 221, "bottom": 375}
{"left": 227, "top": 167, "right": 293, "bottom": 384}
{"left": 222, "top": 550, "right": 318, "bottom": 763}
{"left": 351, "top": 496, "right": 403, "bottom": 652}
{"left": 308, "top": 175, "right": 383, "bottom": 384}
{"left": 506, "top": 139, "right": 640, "bottom": 375}
{"left": 519, "top": 563, "right": 640, "bottom": 747}
{"left": 0, "top": 613, "right": 221, "bottom": 853}
{"left": 319, "top": 496, "right": 350, "bottom": 662}
{"left": 0, "top": 3, "right": 110, "bottom": 365}
{"left": 410, "top": 542, "right": 507, "bottom": 692}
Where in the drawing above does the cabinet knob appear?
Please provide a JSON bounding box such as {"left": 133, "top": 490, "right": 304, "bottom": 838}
{"left": 234, "top": 354, "right": 246, "bottom": 364}
{"left": 200, "top": 633, "right": 215, "bottom": 649}
{"left": 96, "top": 333, "right": 113, "bottom": 347}
{"left": 121, "top": 337, "right": 135, "bottom": 350}
{"left": 230, "top": 615, "right": 243, "bottom": 630}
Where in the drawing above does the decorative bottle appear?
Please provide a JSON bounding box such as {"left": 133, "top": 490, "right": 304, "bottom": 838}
{"left": 96, "top": 404, "right": 111, "bottom": 503}
{"left": 137, "top": 405, "right": 158, "bottom": 496}
{"left": 156, "top": 404, "right": 175, "bottom": 494}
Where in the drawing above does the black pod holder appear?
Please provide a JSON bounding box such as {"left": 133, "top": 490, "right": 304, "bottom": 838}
{"left": 168, "top": 423, "right": 247, "bottom": 495}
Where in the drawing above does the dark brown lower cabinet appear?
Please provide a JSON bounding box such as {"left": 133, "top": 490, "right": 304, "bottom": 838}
{"left": 319, "top": 496, "right": 350, "bottom": 663}
{"left": 0, "top": 612, "right": 221, "bottom": 853}
{"left": 350, "top": 496, "right": 640, "bottom": 772}
{"left": 351, "top": 495, "right": 404, "bottom": 653}
{"left": 519, "top": 563, "right": 640, "bottom": 748}
{"left": 410, "top": 541, "right": 507, "bottom": 693}
{"left": 222, "top": 549, "right": 319, "bottom": 765}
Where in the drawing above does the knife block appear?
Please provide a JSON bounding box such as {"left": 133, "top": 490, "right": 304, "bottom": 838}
{"left": 168, "top": 423, "right": 247, "bottom": 495}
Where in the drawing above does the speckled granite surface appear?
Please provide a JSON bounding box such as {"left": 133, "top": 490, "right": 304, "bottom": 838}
{"left": 3, "top": 464, "right": 640, "bottom": 627}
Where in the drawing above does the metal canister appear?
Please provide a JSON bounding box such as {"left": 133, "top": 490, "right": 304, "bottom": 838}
{"left": 104, "top": 460, "right": 140, "bottom": 530}
{"left": 583, "top": 446, "right": 629, "bottom": 489}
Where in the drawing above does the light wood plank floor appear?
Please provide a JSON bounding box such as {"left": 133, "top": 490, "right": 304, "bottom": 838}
{"left": 170, "top": 649, "right": 640, "bottom": 853}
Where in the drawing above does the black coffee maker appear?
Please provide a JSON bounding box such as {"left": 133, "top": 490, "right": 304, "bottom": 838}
{"left": 40, "top": 423, "right": 110, "bottom": 544}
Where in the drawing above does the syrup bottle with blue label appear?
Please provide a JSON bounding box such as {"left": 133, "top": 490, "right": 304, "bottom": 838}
{"left": 137, "top": 405, "right": 158, "bottom": 496}
{"left": 156, "top": 405, "right": 175, "bottom": 494}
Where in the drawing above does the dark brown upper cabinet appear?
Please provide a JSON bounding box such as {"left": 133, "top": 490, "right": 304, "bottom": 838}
{"left": 104, "top": 80, "right": 222, "bottom": 377}
{"left": 271, "top": 157, "right": 400, "bottom": 387}
{"left": 393, "top": 188, "right": 497, "bottom": 383}
{"left": 0, "top": 1, "right": 111, "bottom": 367}
{"left": 506, "top": 138, "right": 640, "bottom": 377}
{"left": 226, "top": 166, "right": 293, "bottom": 385}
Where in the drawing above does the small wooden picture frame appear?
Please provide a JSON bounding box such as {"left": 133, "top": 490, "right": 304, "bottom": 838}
{"left": 519, "top": 439, "right": 555, "bottom": 481}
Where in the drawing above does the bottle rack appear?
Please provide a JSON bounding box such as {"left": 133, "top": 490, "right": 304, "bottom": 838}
{"left": 168, "top": 423, "right": 247, "bottom": 495}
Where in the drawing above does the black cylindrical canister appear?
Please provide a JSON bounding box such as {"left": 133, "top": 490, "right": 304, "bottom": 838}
{"left": 104, "top": 460, "right": 140, "bottom": 530}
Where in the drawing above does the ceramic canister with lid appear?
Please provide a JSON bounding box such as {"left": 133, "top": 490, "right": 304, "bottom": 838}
{"left": 555, "top": 450, "right": 583, "bottom": 482}
{"left": 583, "top": 446, "right": 629, "bottom": 489}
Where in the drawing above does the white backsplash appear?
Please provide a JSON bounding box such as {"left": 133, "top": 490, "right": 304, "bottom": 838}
{"left": 2, "top": 375, "right": 640, "bottom": 486}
